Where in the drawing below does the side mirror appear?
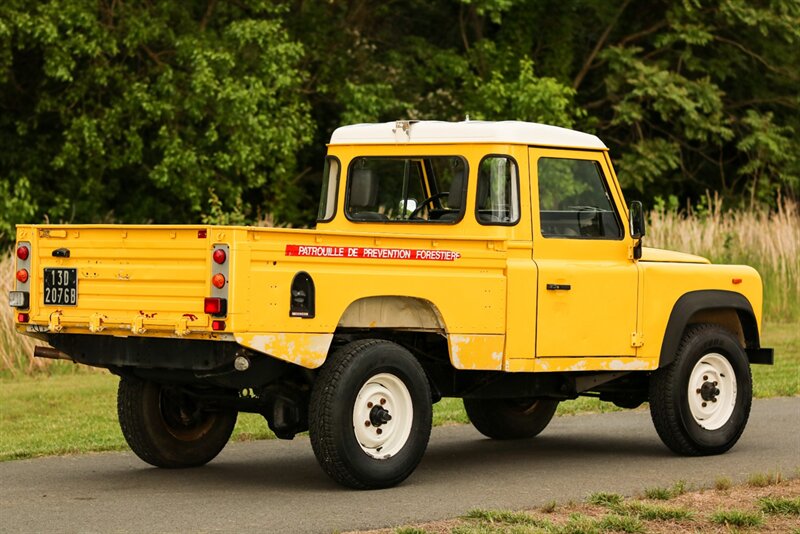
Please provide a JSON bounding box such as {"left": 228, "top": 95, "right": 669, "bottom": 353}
{"left": 629, "top": 200, "right": 645, "bottom": 240}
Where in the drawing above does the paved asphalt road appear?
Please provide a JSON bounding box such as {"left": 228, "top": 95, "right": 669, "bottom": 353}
{"left": 1, "top": 397, "right": 798, "bottom": 533}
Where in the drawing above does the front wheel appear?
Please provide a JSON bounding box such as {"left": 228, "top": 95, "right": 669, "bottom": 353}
{"left": 649, "top": 324, "right": 752, "bottom": 456}
{"left": 464, "top": 397, "right": 559, "bottom": 440}
{"left": 309, "top": 339, "right": 432, "bottom": 489}
{"left": 117, "top": 376, "right": 237, "bottom": 468}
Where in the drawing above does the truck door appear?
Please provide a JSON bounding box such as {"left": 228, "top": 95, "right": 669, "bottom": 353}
{"left": 530, "top": 148, "right": 639, "bottom": 358}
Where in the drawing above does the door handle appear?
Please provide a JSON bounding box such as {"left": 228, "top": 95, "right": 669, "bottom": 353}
{"left": 546, "top": 283, "right": 571, "bottom": 291}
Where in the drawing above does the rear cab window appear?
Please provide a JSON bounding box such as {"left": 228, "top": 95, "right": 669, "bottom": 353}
{"left": 345, "top": 156, "right": 468, "bottom": 223}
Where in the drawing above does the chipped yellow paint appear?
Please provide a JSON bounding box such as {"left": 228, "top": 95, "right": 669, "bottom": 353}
{"left": 448, "top": 334, "right": 505, "bottom": 370}
{"left": 505, "top": 356, "right": 658, "bottom": 373}
{"left": 235, "top": 332, "right": 334, "bottom": 369}
{"left": 605, "top": 358, "right": 653, "bottom": 371}
{"left": 88, "top": 313, "right": 107, "bottom": 333}
{"left": 175, "top": 316, "right": 190, "bottom": 336}
{"left": 48, "top": 311, "right": 63, "bottom": 333}
{"left": 505, "top": 358, "right": 535, "bottom": 372}
{"left": 533, "top": 356, "right": 657, "bottom": 373}
{"left": 131, "top": 315, "right": 146, "bottom": 335}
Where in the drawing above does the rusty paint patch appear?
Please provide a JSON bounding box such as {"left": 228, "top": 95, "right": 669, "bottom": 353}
{"left": 235, "top": 333, "right": 334, "bottom": 369}
{"left": 448, "top": 334, "right": 505, "bottom": 371}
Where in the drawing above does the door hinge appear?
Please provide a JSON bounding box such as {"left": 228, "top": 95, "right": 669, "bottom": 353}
{"left": 631, "top": 332, "right": 644, "bottom": 348}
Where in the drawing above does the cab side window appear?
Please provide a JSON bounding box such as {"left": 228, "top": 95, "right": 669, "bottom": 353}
{"left": 476, "top": 156, "right": 520, "bottom": 225}
{"left": 537, "top": 157, "right": 622, "bottom": 239}
{"left": 317, "top": 157, "right": 340, "bottom": 222}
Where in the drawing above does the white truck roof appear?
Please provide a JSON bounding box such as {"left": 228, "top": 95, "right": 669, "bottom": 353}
{"left": 329, "top": 120, "right": 607, "bottom": 149}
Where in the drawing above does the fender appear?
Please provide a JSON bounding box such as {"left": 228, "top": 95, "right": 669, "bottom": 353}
{"left": 658, "top": 290, "right": 771, "bottom": 368}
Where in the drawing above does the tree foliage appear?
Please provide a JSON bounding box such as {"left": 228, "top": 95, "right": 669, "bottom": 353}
{"left": 1, "top": 0, "right": 798, "bottom": 244}
{"left": 0, "top": 1, "right": 311, "bottom": 241}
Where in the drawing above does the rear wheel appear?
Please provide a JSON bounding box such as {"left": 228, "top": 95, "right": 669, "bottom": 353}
{"left": 309, "top": 339, "right": 432, "bottom": 489}
{"left": 649, "top": 323, "right": 752, "bottom": 456}
{"left": 464, "top": 397, "right": 559, "bottom": 440}
{"left": 117, "top": 376, "right": 237, "bottom": 468}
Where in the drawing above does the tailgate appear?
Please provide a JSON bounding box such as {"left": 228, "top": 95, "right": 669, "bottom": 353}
{"left": 16, "top": 225, "right": 218, "bottom": 337}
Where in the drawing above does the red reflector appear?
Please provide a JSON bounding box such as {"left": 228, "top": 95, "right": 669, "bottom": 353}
{"left": 212, "top": 320, "right": 226, "bottom": 331}
{"left": 204, "top": 298, "right": 222, "bottom": 314}
{"left": 732, "top": 278, "right": 743, "bottom": 285}
{"left": 17, "top": 245, "right": 30, "bottom": 261}
{"left": 198, "top": 229, "right": 207, "bottom": 239}
{"left": 16, "top": 269, "right": 29, "bottom": 283}
{"left": 17, "top": 313, "right": 29, "bottom": 323}
{"left": 212, "top": 273, "right": 226, "bottom": 289}
{"left": 213, "top": 249, "right": 227, "bottom": 264}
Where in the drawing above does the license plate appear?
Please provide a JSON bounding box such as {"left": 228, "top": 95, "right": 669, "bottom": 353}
{"left": 44, "top": 268, "right": 78, "bottom": 306}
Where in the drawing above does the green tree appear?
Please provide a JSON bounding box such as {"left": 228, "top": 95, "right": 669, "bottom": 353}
{"left": 290, "top": 0, "right": 799, "bottom": 211}
{"left": 2, "top": 0, "right": 798, "bottom": 244}
{"left": 0, "top": 1, "right": 312, "bottom": 242}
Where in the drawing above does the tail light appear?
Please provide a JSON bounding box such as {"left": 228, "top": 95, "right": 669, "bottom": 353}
{"left": 207, "top": 244, "right": 229, "bottom": 322}
{"left": 17, "top": 313, "right": 29, "bottom": 323}
{"left": 16, "top": 245, "right": 29, "bottom": 261}
{"left": 211, "top": 273, "right": 226, "bottom": 289}
{"left": 13, "top": 241, "right": 32, "bottom": 311}
{"left": 204, "top": 297, "right": 227, "bottom": 316}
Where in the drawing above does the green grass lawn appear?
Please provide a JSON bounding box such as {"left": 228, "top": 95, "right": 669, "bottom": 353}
{"left": 1, "top": 322, "right": 797, "bottom": 462}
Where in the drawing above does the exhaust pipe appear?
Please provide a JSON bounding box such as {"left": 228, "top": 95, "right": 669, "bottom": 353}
{"left": 33, "top": 346, "right": 73, "bottom": 361}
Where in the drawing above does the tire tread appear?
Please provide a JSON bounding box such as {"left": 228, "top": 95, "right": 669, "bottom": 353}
{"left": 309, "top": 339, "right": 432, "bottom": 489}
{"left": 118, "top": 376, "right": 167, "bottom": 467}
{"left": 309, "top": 339, "right": 378, "bottom": 488}
{"left": 649, "top": 323, "right": 752, "bottom": 456}
{"left": 117, "top": 376, "right": 236, "bottom": 468}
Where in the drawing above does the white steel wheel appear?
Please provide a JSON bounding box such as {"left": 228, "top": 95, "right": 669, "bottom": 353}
{"left": 687, "top": 353, "right": 737, "bottom": 430}
{"left": 309, "top": 339, "right": 432, "bottom": 489}
{"left": 649, "top": 323, "right": 752, "bottom": 456}
{"left": 352, "top": 373, "right": 414, "bottom": 459}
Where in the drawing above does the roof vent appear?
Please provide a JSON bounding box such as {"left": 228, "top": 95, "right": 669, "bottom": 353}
{"left": 392, "top": 120, "right": 419, "bottom": 142}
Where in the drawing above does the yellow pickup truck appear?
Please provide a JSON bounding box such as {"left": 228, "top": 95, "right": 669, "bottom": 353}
{"left": 11, "top": 120, "right": 773, "bottom": 489}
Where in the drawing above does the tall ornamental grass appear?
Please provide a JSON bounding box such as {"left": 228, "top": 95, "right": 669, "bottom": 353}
{"left": 648, "top": 197, "right": 799, "bottom": 323}
{"left": 0, "top": 251, "right": 48, "bottom": 375}
{"left": 1, "top": 200, "right": 797, "bottom": 374}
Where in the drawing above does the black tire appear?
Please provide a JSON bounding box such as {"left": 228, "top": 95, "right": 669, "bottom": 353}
{"left": 309, "top": 339, "right": 432, "bottom": 489}
{"left": 117, "top": 376, "right": 237, "bottom": 468}
{"left": 464, "top": 397, "right": 559, "bottom": 440}
{"left": 649, "top": 323, "right": 752, "bottom": 456}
